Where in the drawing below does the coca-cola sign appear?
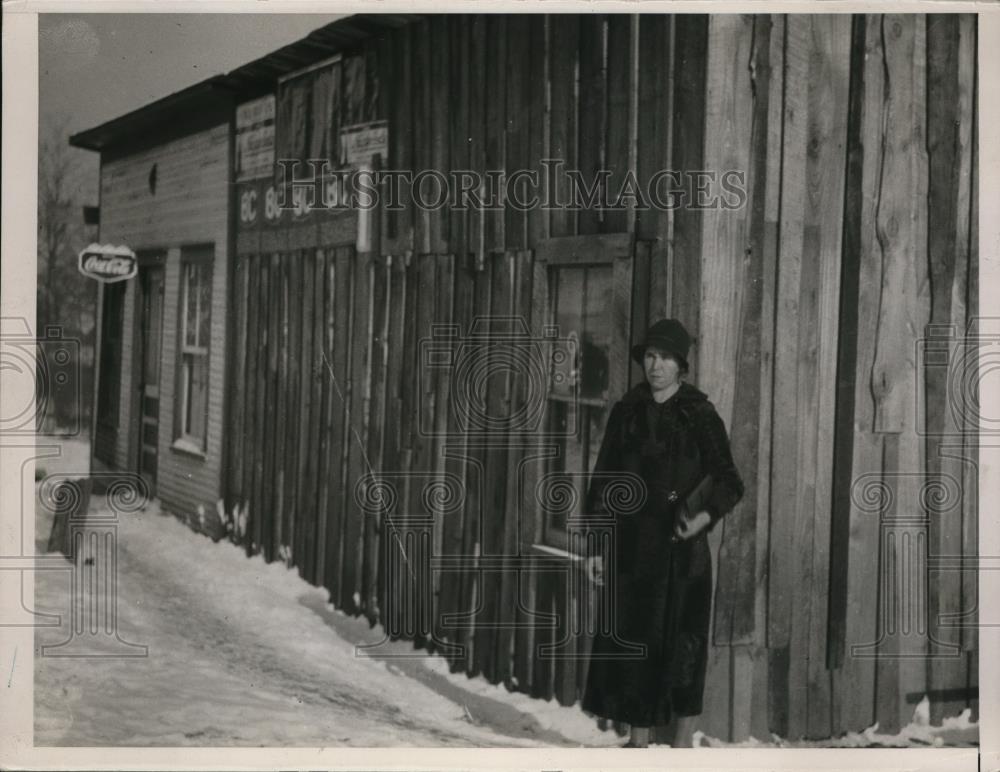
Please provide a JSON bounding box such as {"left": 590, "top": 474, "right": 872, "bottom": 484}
{"left": 77, "top": 244, "right": 137, "bottom": 283}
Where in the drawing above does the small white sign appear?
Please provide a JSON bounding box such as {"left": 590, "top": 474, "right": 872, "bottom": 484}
{"left": 236, "top": 95, "right": 276, "bottom": 182}
{"left": 340, "top": 120, "right": 388, "bottom": 167}
{"left": 78, "top": 243, "right": 137, "bottom": 283}
{"left": 236, "top": 95, "right": 275, "bottom": 130}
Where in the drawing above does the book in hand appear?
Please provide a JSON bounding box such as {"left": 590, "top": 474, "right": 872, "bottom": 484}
{"left": 672, "top": 474, "right": 713, "bottom": 542}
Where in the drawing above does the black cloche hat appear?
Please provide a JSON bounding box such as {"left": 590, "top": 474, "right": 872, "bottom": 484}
{"left": 631, "top": 318, "right": 692, "bottom": 370}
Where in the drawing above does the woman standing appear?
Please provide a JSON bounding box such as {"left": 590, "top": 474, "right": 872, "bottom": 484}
{"left": 580, "top": 318, "right": 744, "bottom": 747}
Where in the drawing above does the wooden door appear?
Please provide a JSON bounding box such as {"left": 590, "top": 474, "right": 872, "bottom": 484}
{"left": 94, "top": 282, "right": 126, "bottom": 466}
{"left": 136, "top": 263, "right": 165, "bottom": 490}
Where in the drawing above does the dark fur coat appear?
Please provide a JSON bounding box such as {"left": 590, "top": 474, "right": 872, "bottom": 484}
{"left": 580, "top": 380, "right": 744, "bottom": 727}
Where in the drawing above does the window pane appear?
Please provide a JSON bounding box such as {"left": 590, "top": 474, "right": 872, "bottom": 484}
{"left": 585, "top": 402, "right": 608, "bottom": 475}
{"left": 544, "top": 401, "right": 569, "bottom": 549}
{"left": 177, "top": 250, "right": 213, "bottom": 446}
{"left": 198, "top": 263, "right": 212, "bottom": 348}
{"left": 544, "top": 263, "right": 618, "bottom": 550}
{"left": 550, "top": 266, "right": 613, "bottom": 400}
{"left": 580, "top": 266, "right": 612, "bottom": 400}
{"left": 184, "top": 264, "right": 198, "bottom": 348}
{"left": 185, "top": 353, "right": 208, "bottom": 443}
{"left": 552, "top": 268, "right": 583, "bottom": 398}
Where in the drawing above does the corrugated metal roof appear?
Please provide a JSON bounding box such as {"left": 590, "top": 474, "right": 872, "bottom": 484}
{"left": 70, "top": 14, "right": 419, "bottom": 152}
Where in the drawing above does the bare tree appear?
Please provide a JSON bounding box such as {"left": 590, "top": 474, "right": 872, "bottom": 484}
{"left": 38, "top": 114, "right": 83, "bottom": 331}
{"left": 37, "top": 114, "right": 98, "bottom": 431}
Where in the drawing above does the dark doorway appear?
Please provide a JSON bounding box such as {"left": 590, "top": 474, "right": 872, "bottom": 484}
{"left": 94, "top": 282, "right": 126, "bottom": 466}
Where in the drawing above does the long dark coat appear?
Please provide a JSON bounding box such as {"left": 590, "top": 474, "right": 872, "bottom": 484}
{"left": 580, "top": 380, "right": 744, "bottom": 727}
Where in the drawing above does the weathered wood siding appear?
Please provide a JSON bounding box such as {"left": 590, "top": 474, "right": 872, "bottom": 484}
{"left": 694, "top": 13, "right": 978, "bottom": 740}
{"left": 100, "top": 122, "right": 230, "bottom": 524}
{"left": 221, "top": 13, "right": 978, "bottom": 742}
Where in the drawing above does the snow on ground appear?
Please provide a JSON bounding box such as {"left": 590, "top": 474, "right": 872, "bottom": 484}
{"left": 693, "top": 696, "right": 978, "bottom": 748}
{"left": 32, "top": 438, "right": 979, "bottom": 748}
{"left": 32, "top": 440, "right": 619, "bottom": 747}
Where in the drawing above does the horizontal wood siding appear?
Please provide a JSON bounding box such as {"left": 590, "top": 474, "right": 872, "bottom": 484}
{"left": 100, "top": 122, "right": 230, "bottom": 527}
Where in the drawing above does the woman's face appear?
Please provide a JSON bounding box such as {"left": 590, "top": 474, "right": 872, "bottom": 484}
{"left": 644, "top": 347, "right": 681, "bottom": 389}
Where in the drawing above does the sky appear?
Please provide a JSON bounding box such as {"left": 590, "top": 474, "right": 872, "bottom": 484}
{"left": 39, "top": 13, "right": 343, "bottom": 201}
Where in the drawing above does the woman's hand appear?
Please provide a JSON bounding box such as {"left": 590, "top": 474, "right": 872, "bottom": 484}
{"left": 673, "top": 509, "right": 712, "bottom": 541}
{"left": 585, "top": 555, "right": 605, "bottom": 586}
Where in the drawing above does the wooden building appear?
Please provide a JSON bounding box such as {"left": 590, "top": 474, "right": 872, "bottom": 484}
{"left": 72, "top": 82, "right": 234, "bottom": 529}
{"left": 72, "top": 13, "right": 979, "bottom": 742}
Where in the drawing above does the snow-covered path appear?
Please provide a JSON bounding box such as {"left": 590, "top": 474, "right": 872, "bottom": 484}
{"left": 30, "top": 441, "right": 978, "bottom": 749}
{"left": 32, "top": 470, "right": 619, "bottom": 747}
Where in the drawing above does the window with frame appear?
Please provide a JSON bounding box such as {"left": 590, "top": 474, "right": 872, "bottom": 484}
{"left": 531, "top": 234, "right": 636, "bottom": 552}
{"left": 175, "top": 247, "right": 213, "bottom": 451}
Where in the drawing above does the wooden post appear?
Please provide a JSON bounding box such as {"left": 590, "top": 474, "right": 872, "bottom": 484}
{"left": 636, "top": 15, "right": 674, "bottom": 323}
{"left": 497, "top": 251, "right": 534, "bottom": 688}
{"left": 306, "top": 250, "right": 325, "bottom": 582}
{"left": 474, "top": 252, "right": 514, "bottom": 683}
{"left": 485, "top": 16, "right": 507, "bottom": 253}
{"left": 379, "top": 254, "right": 409, "bottom": 632}
{"left": 697, "top": 13, "right": 755, "bottom": 743}
{"left": 548, "top": 16, "right": 580, "bottom": 240}
{"left": 602, "top": 15, "right": 634, "bottom": 235}
{"left": 577, "top": 15, "right": 606, "bottom": 237}
{"left": 866, "top": 14, "right": 932, "bottom": 735}
{"left": 430, "top": 252, "right": 456, "bottom": 647}
{"left": 440, "top": 252, "right": 475, "bottom": 669}
{"left": 669, "top": 15, "right": 708, "bottom": 375}
{"left": 429, "top": 16, "right": 450, "bottom": 255}
{"left": 831, "top": 13, "right": 886, "bottom": 737}
{"left": 924, "top": 12, "right": 978, "bottom": 725}
{"left": 504, "top": 15, "right": 530, "bottom": 251}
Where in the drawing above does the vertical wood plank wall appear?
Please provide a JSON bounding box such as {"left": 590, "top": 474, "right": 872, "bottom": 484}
{"left": 221, "top": 14, "right": 978, "bottom": 741}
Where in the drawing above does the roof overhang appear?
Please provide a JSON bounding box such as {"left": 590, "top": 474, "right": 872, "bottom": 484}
{"left": 69, "top": 77, "right": 231, "bottom": 152}
{"left": 69, "top": 14, "right": 420, "bottom": 154}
